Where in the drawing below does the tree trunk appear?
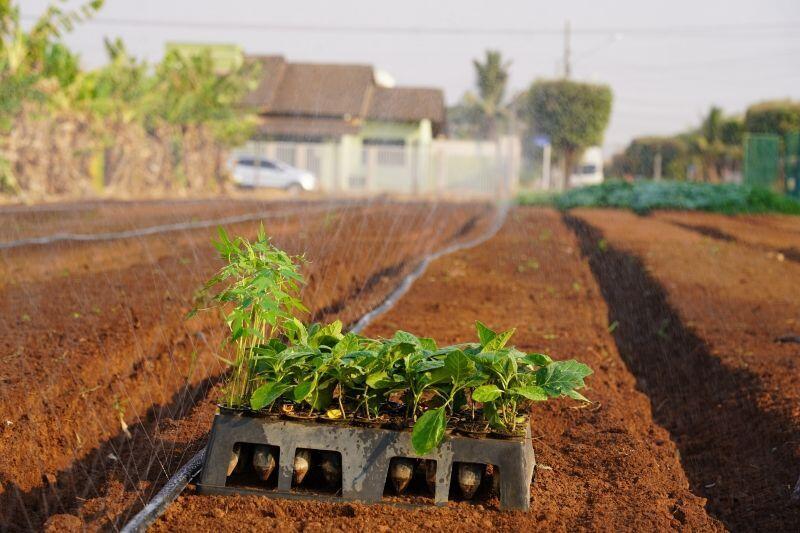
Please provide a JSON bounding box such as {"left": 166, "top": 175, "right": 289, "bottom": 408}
{"left": 562, "top": 147, "right": 576, "bottom": 191}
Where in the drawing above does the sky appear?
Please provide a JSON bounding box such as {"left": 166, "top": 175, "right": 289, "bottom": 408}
{"left": 20, "top": 0, "right": 800, "bottom": 154}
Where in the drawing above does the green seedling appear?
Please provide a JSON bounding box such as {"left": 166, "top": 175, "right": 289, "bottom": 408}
{"left": 189, "top": 225, "right": 307, "bottom": 409}
{"left": 191, "top": 231, "right": 594, "bottom": 459}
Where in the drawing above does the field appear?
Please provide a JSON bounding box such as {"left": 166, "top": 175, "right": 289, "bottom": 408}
{"left": 1, "top": 200, "right": 798, "bottom": 532}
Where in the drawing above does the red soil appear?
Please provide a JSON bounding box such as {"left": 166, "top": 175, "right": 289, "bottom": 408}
{"left": 572, "top": 208, "right": 800, "bottom": 531}
{"left": 0, "top": 199, "right": 492, "bottom": 531}
{"left": 7, "top": 204, "right": 799, "bottom": 532}
{"left": 152, "top": 208, "right": 722, "bottom": 532}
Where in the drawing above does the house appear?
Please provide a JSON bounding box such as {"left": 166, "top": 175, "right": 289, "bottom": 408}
{"left": 243, "top": 55, "right": 446, "bottom": 145}
{"left": 236, "top": 55, "right": 448, "bottom": 191}
{"left": 163, "top": 44, "right": 517, "bottom": 196}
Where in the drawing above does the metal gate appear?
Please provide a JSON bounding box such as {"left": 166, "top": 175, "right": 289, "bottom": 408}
{"left": 744, "top": 133, "right": 780, "bottom": 189}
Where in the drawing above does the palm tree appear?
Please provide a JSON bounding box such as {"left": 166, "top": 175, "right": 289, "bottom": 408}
{"left": 464, "top": 50, "right": 511, "bottom": 140}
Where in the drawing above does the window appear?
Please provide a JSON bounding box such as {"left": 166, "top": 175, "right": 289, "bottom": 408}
{"left": 260, "top": 159, "right": 279, "bottom": 169}
{"left": 237, "top": 158, "right": 256, "bottom": 167}
{"left": 579, "top": 164, "right": 597, "bottom": 174}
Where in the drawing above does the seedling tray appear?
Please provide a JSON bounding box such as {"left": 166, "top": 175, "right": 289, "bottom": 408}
{"left": 198, "top": 412, "right": 535, "bottom": 510}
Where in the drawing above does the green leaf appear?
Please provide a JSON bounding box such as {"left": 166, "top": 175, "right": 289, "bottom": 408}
{"left": 366, "top": 371, "right": 392, "bottom": 389}
{"left": 471, "top": 384, "right": 502, "bottom": 402}
{"left": 510, "top": 385, "right": 548, "bottom": 401}
{"left": 411, "top": 407, "right": 446, "bottom": 456}
{"left": 310, "top": 382, "right": 334, "bottom": 410}
{"left": 535, "top": 360, "right": 593, "bottom": 397}
{"left": 523, "top": 352, "right": 553, "bottom": 367}
{"left": 250, "top": 382, "right": 291, "bottom": 410}
{"left": 482, "top": 328, "right": 516, "bottom": 352}
{"left": 333, "top": 333, "right": 361, "bottom": 357}
{"left": 293, "top": 381, "right": 313, "bottom": 402}
{"left": 475, "top": 321, "right": 496, "bottom": 346}
{"left": 316, "top": 320, "right": 343, "bottom": 339}
{"left": 444, "top": 349, "right": 474, "bottom": 385}
{"left": 393, "top": 330, "right": 421, "bottom": 347}
{"left": 565, "top": 389, "right": 590, "bottom": 402}
{"left": 419, "top": 337, "right": 438, "bottom": 351}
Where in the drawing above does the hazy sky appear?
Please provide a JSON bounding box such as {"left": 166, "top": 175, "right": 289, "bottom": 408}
{"left": 21, "top": 0, "right": 800, "bottom": 153}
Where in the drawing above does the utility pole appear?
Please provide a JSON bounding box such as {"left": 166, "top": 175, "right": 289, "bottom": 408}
{"left": 563, "top": 19, "right": 571, "bottom": 79}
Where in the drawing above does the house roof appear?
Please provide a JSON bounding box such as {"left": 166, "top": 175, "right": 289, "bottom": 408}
{"left": 244, "top": 55, "right": 445, "bottom": 137}
{"left": 241, "top": 55, "right": 287, "bottom": 111}
{"left": 367, "top": 86, "right": 446, "bottom": 132}
{"left": 256, "top": 115, "right": 360, "bottom": 139}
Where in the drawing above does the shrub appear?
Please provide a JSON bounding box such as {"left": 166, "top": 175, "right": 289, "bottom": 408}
{"left": 551, "top": 180, "right": 800, "bottom": 215}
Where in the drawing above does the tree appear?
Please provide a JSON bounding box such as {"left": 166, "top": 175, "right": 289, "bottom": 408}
{"left": 523, "top": 79, "right": 612, "bottom": 189}
{"left": 609, "top": 136, "right": 688, "bottom": 180}
{"left": 449, "top": 50, "right": 511, "bottom": 140}
{"left": 745, "top": 100, "right": 800, "bottom": 136}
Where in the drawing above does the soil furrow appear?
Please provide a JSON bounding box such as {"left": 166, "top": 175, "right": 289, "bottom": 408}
{"left": 152, "top": 207, "right": 721, "bottom": 532}
{"left": 571, "top": 209, "right": 800, "bottom": 531}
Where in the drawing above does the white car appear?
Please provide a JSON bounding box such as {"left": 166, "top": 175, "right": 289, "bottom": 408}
{"left": 569, "top": 146, "right": 604, "bottom": 187}
{"left": 230, "top": 156, "right": 317, "bottom": 192}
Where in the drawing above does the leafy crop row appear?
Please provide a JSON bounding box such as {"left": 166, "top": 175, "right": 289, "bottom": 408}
{"left": 519, "top": 180, "right": 800, "bottom": 215}
{"left": 192, "top": 228, "right": 592, "bottom": 455}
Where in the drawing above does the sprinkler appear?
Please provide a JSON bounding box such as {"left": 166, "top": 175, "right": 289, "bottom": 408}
{"left": 319, "top": 452, "right": 341, "bottom": 488}
{"left": 252, "top": 445, "right": 277, "bottom": 481}
{"left": 388, "top": 457, "right": 416, "bottom": 494}
{"left": 457, "top": 462, "right": 483, "bottom": 499}
{"left": 293, "top": 449, "right": 311, "bottom": 485}
{"left": 226, "top": 443, "right": 241, "bottom": 476}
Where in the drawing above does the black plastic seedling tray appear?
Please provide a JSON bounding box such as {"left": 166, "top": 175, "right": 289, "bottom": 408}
{"left": 198, "top": 412, "right": 535, "bottom": 510}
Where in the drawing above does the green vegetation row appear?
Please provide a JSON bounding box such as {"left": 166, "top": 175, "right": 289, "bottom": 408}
{"left": 190, "top": 228, "right": 592, "bottom": 456}
{"left": 518, "top": 180, "right": 800, "bottom": 215}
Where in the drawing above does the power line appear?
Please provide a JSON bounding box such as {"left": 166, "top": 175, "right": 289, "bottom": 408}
{"left": 18, "top": 14, "right": 800, "bottom": 37}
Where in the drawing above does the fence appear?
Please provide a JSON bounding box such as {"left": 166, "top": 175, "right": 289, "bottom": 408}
{"left": 743, "top": 132, "right": 800, "bottom": 197}
{"left": 234, "top": 136, "right": 521, "bottom": 198}
{"left": 786, "top": 132, "right": 800, "bottom": 199}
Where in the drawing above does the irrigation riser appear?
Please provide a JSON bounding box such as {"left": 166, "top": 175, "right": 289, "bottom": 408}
{"left": 198, "top": 412, "right": 535, "bottom": 510}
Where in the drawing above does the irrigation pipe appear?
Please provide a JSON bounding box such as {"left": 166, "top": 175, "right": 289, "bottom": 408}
{"left": 120, "top": 449, "right": 205, "bottom": 533}
{"left": 351, "top": 201, "right": 509, "bottom": 333}
{"left": 0, "top": 202, "right": 355, "bottom": 250}
{"left": 119, "top": 201, "right": 510, "bottom": 532}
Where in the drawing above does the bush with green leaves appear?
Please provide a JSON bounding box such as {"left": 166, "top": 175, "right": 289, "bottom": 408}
{"left": 542, "top": 179, "right": 800, "bottom": 215}
{"left": 192, "top": 231, "right": 593, "bottom": 456}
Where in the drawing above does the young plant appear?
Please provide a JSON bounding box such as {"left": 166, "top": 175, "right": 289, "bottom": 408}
{"left": 381, "top": 331, "right": 442, "bottom": 422}
{"left": 410, "top": 348, "right": 486, "bottom": 455}
{"left": 471, "top": 322, "right": 592, "bottom": 434}
{"left": 189, "top": 225, "right": 307, "bottom": 408}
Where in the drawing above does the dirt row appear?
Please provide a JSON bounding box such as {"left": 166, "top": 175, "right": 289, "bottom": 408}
{"left": 653, "top": 210, "right": 800, "bottom": 262}
{"left": 571, "top": 209, "right": 800, "bottom": 531}
{"left": 0, "top": 200, "right": 494, "bottom": 531}
{"left": 152, "top": 208, "right": 722, "bottom": 532}
{"left": 0, "top": 196, "right": 325, "bottom": 242}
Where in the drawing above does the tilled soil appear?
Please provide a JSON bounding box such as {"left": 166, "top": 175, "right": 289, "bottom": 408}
{"left": 0, "top": 196, "right": 308, "bottom": 242}
{"left": 0, "top": 199, "right": 494, "bottom": 531}
{"left": 152, "top": 208, "right": 722, "bottom": 532}
{"left": 7, "top": 205, "right": 798, "bottom": 532}
{"left": 653, "top": 210, "right": 800, "bottom": 262}
{"left": 571, "top": 208, "right": 800, "bottom": 531}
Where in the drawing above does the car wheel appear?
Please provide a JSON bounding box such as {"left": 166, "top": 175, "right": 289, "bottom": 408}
{"left": 286, "top": 183, "right": 303, "bottom": 195}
